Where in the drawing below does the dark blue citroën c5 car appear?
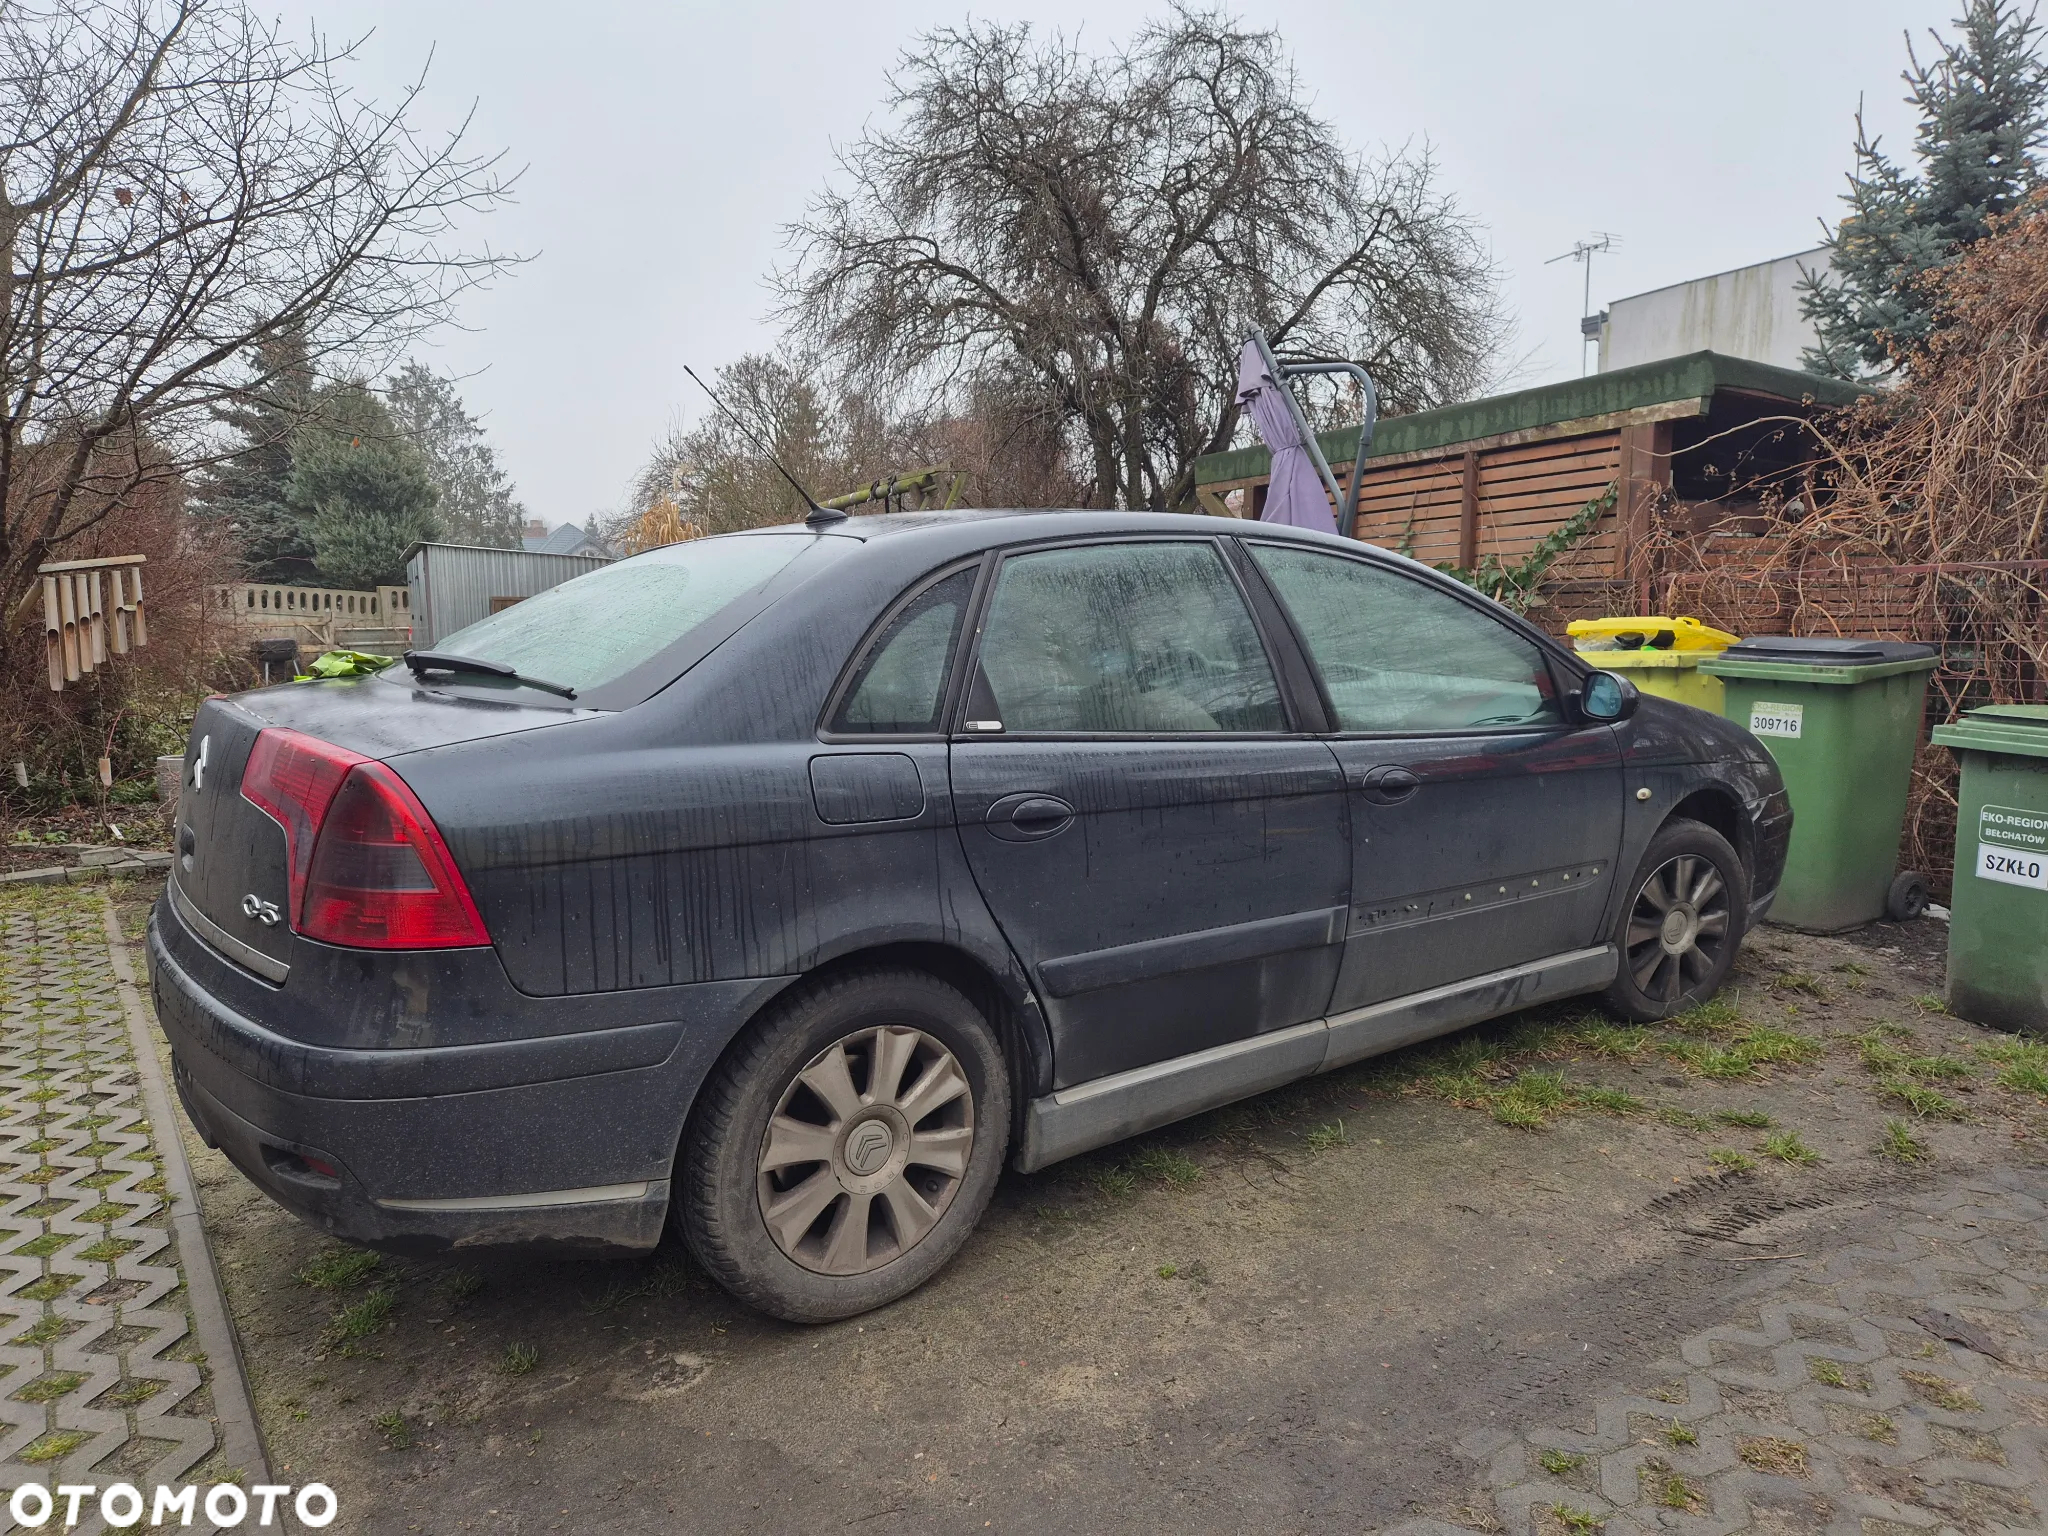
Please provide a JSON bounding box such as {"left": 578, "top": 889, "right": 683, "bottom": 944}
{"left": 148, "top": 509, "right": 1789, "bottom": 1321}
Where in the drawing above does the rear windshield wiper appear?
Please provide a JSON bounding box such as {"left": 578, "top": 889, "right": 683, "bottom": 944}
{"left": 402, "top": 650, "right": 577, "bottom": 700}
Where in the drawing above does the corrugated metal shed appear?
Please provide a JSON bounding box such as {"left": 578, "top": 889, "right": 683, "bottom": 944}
{"left": 403, "top": 542, "right": 613, "bottom": 648}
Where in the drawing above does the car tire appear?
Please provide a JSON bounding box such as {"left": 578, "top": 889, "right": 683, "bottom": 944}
{"left": 1602, "top": 817, "right": 1749, "bottom": 1022}
{"left": 677, "top": 968, "right": 1011, "bottom": 1323}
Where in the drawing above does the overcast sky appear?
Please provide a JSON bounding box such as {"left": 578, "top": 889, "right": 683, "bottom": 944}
{"left": 286, "top": 0, "right": 1945, "bottom": 525}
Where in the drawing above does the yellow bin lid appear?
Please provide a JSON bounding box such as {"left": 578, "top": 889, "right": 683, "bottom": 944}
{"left": 1567, "top": 616, "right": 1738, "bottom": 653}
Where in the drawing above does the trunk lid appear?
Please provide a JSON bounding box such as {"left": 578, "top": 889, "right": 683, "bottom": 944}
{"left": 173, "top": 675, "right": 585, "bottom": 975}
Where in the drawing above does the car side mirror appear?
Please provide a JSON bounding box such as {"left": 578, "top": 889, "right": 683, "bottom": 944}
{"left": 1580, "top": 670, "right": 1639, "bottom": 723}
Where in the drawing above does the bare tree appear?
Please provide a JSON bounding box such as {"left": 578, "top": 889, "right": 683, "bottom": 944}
{"left": 612, "top": 352, "right": 1084, "bottom": 545}
{"left": 777, "top": 5, "right": 1506, "bottom": 511}
{"left": 0, "top": 0, "right": 514, "bottom": 659}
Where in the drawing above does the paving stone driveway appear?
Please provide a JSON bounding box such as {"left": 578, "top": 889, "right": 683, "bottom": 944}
{"left": 0, "top": 884, "right": 259, "bottom": 1533}
{"left": 1393, "top": 1171, "right": 2048, "bottom": 1535}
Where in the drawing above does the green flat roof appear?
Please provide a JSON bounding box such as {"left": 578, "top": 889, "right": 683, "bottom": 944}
{"left": 1193, "top": 349, "right": 1870, "bottom": 485}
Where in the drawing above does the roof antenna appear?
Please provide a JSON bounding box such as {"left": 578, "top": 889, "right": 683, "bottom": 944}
{"left": 682, "top": 365, "right": 844, "bottom": 527}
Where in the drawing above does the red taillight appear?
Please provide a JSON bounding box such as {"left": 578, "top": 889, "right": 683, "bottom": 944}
{"left": 241, "top": 729, "right": 488, "bottom": 949}
{"left": 241, "top": 729, "right": 365, "bottom": 928}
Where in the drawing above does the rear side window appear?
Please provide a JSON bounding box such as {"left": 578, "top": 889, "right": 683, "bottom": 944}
{"left": 830, "top": 568, "right": 974, "bottom": 734}
{"left": 973, "top": 541, "right": 1285, "bottom": 733}
{"left": 429, "top": 534, "right": 809, "bottom": 694}
{"left": 1248, "top": 545, "right": 1562, "bottom": 732}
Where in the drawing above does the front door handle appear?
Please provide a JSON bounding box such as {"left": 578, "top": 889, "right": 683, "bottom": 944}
{"left": 1352, "top": 765, "right": 1421, "bottom": 805}
{"left": 984, "top": 792, "right": 1075, "bottom": 842}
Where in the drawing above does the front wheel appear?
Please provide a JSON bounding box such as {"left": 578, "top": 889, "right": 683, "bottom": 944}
{"left": 1603, "top": 818, "right": 1748, "bottom": 1022}
{"left": 678, "top": 968, "right": 1010, "bottom": 1322}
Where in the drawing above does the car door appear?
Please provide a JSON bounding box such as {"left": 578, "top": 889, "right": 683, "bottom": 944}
{"left": 1243, "top": 541, "right": 1624, "bottom": 1014}
{"left": 947, "top": 537, "right": 1350, "bottom": 1090}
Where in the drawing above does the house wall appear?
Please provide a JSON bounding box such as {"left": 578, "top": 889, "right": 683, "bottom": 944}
{"left": 1599, "top": 250, "right": 1832, "bottom": 373}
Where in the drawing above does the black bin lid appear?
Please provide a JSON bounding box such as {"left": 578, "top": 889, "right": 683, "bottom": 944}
{"left": 1720, "top": 636, "right": 1936, "bottom": 666}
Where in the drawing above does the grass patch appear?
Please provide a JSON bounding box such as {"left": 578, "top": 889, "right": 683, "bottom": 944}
{"left": 103, "top": 1378, "right": 164, "bottom": 1407}
{"left": 326, "top": 1288, "right": 395, "bottom": 1345}
{"left": 1155, "top": 1264, "right": 1178, "bottom": 1279}
{"left": 78, "top": 1236, "right": 138, "bottom": 1264}
{"left": 442, "top": 1270, "right": 485, "bottom": 1303}
{"left": 1713, "top": 1108, "right": 1772, "bottom": 1128}
{"left": 1088, "top": 1165, "right": 1136, "bottom": 1199}
{"left": 1663, "top": 1420, "right": 1698, "bottom": 1447}
{"left": 1808, "top": 1357, "right": 1859, "bottom": 1389}
{"left": 1491, "top": 1070, "right": 1573, "bottom": 1128}
{"left": 11, "top": 1316, "right": 73, "bottom": 1347}
{"left": 12, "top": 1232, "right": 69, "bottom": 1259}
{"left": 1657, "top": 1107, "right": 1709, "bottom": 1131}
{"left": 1976, "top": 1036, "right": 2048, "bottom": 1096}
{"left": 1914, "top": 994, "right": 1948, "bottom": 1014}
{"left": 12, "top": 1371, "right": 85, "bottom": 1403}
{"left": 19, "top": 1276, "right": 74, "bottom": 1302}
{"left": 1878, "top": 1120, "right": 1929, "bottom": 1163}
{"left": 1650, "top": 1469, "right": 1703, "bottom": 1511}
{"left": 1668, "top": 1042, "right": 1757, "bottom": 1079}
{"left": 1733, "top": 1024, "right": 1823, "bottom": 1065}
{"left": 371, "top": 1409, "right": 413, "bottom": 1450}
{"left": 500, "top": 1342, "right": 539, "bottom": 1376}
{"left": 1761, "top": 1131, "right": 1820, "bottom": 1166}
{"left": 1708, "top": 1148, "right": 1756, "bottom": 1173}
{"left": 1880, "top": 1080, "right": 1968, "bottom": 1120}
{"left": 1565, "top": 1021, "right": 1651, "bottom": 1060}
{"left": 1851, "top": 1412, "right": 1899, "bottom": 1445}
{"left": 1667, "top": 996, "right": 1744, "bottom": 1036}
{"left": 1131, "top": 1147, "right": 1202, "bottom": 1186}
{"left": 20, "top": 1429, "right": 88, "bottom": 1464}
{"left": 1537, "top": 1448, "right": 1588, "bottom": 1476}
{"left": 1902, "top": 1369, "right": 1978, "bottom": 1412}
{"left": 1737, "top": 1436, "right": 1808, "bottom": 1475}
{"left": 1549, "top": 1507, "right": 1602, "bottom": 1534}
{"left": 1304, "top": 1120, "right": 1349, "bottom": 1153}
{"left": 1772, "top": 972, "right": 1825, "bottom": 996}
{"left": 294, "top": 1247, "right": 383, "bottom": 1290}
{"left": 1578, "top": 1086, "right": 1644, "bottom": 1115}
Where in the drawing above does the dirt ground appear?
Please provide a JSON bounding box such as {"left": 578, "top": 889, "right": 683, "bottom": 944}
{"left": 109, "top": 892, "right": 2048, "bottom": 1533}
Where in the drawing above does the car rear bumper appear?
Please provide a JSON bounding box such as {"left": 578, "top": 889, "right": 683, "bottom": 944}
{"left": 145, "top": 896, "right": 768, "bottom": 1257}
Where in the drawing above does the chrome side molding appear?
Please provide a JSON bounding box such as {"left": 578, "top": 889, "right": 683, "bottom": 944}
{"left": 1013, "top": 945, "right": 1617, "bottom": 1173}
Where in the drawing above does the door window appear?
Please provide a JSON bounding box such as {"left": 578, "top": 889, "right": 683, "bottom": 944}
{"left": 830, "top": 568, "right": 975, "bottom": 734}
{"left": 1248, "top": 545, "right": 1562, "bottom": 732}
{"left": 973, "top": 542, "right": 1285, "bottom": 734}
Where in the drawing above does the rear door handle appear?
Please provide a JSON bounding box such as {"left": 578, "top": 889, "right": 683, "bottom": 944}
{"left": 984, "top": 792, "right": 1075, "bottom": 842}
{"left": 1352, "top": 766, "right": 1421, "bottom": 804}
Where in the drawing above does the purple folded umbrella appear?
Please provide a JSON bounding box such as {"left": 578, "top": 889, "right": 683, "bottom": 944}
{"left": 1235, "top": 340, "right": 1336, "bottom": 534}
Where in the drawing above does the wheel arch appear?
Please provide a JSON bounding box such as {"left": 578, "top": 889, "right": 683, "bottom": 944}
{"left": 679, "top": 939, "right": 1052, "bottom": 1161}
{"left": 1667, "top": 783, "right": 1753, "bottom": 892}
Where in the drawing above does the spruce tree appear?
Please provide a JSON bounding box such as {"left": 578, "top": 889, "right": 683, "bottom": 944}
{"left": 287, "top": 382, "right": 443, "bottom": 591}
{"left": 1803, "top": 0, "right": 2048, "bottom": 377}
{"left": 188, "top": 330, "right": 317, "bottom": 581}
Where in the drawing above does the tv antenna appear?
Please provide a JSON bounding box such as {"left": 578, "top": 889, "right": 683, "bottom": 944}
{"left": 1547, "top": 233, "right": 1620, "bottom": 376}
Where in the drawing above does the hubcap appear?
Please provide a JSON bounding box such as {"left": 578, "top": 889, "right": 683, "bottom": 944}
{"left": 1625, "top": 853, "right": 1732, "bottom": 1005}
{"left": 756, "top": 1026, "right": 975, "bottom": 1276}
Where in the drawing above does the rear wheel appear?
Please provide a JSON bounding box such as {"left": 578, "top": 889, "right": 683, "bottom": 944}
{"left": 678, "top": 968, "right": 1010, "bottom": 1322}
{"left": 1603, "top": 818, "right": 1747, "bottom": 1021}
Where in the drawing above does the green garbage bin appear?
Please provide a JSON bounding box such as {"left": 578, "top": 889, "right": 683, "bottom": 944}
{"left": 1700, "top": 637, "right": 1939, "bottom": 932}
{"left": 1930, "top": 705, "right": 2048, "bottom": 1032}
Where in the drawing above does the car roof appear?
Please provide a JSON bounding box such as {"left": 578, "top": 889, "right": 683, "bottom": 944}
{"left": 747, "top": 507, "right": 1373, "bottom": 555}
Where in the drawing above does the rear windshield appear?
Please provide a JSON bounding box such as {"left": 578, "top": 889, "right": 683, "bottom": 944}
{"left": 427, "top": 535, "right": 810, "bottom": 695}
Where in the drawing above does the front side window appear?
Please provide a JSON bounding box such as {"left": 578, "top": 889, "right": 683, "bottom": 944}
{"left": 1248, "top": 545, "right": 1562, "bottom": 732}
{"left": 972, "top": 542, "right": 1285, "bottom": 734}
{"left": 830, "top": 567, "right": 975, "bottom": 734}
